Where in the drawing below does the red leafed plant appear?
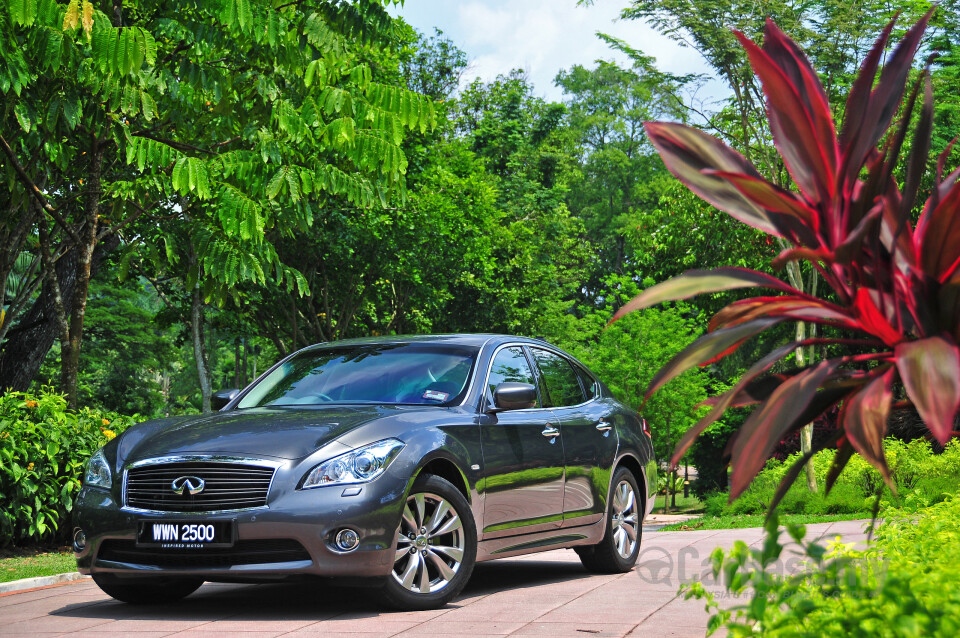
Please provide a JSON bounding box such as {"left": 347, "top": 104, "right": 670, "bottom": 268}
{"left": 614, "top": 9, "right": 960, "bottom": 505}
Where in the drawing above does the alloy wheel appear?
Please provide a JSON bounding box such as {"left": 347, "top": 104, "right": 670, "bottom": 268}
{"left": 392, "top": 491, "right": 466, "bottom": 594}
{"left": 610, "top": 479, "right": 639, "bottom": 559}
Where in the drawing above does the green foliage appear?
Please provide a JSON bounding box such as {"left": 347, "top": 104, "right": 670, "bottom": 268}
{"left": 688, "top": 413, "right": 745, "bottom": 497}
{"left": 686, "top": 497, "right": 960, "bottom": 636}
{"left": 709, "top": 438, "right": 960, "bottom": 518}
{"left": 1, "top": 0, "right": 436, "bottom": 406}
{"left": 660, "top": 511, "right": 867, "bottom": 531}
{"left": 541, "top": 275, "right": 709, "bottom": 464}
{"left": 0, "top": 388, "right": 134, "bottom": 547}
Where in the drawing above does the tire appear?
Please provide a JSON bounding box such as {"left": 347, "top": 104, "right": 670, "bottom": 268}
{"left": 576, "top": 467, "right": 642, "bottom": 573}
{"left": 377, "top": 474, "right": 477, "bottom": 610}
{"left": 92, "top": 573, "right": 204, "bottom": 604}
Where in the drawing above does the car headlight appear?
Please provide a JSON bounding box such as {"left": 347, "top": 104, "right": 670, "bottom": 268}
{"left": 84, "top": 449, "right": 111, "bottom": 489}
{"left": 301, "top": 439, "right": 405, "bottom": 489}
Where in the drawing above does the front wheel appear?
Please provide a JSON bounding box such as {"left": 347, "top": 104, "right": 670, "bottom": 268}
{"left": 378, "top": 474, "right": 477, "bottom": 610}
{"left": 92, "top": 574, "right": 204, "bottom": 604}
{"left": 576, "top": 467, "right": 642, "bottom": 573}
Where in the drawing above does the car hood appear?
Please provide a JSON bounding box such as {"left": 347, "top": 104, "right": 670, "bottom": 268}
{"left": 117, "top": 406, "right": 401, "bottom": 463}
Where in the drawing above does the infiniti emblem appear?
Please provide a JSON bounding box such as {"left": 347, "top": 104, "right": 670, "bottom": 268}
{"left": 171, "top": 475, "right": 205, "bottom": 496}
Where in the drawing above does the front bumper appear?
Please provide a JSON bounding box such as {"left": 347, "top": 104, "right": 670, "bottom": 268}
{"left": 73, "top": 466, "right": 407, "bottom": 582}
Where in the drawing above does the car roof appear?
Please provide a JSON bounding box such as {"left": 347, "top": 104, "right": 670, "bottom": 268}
{"left": 297, "top": 334, "right": 552, "bottom": 350}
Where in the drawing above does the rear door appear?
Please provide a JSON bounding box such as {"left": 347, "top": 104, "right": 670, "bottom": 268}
{"left": 478, "top": 345, "right": 565, "bottom": 538}
{"left": 529, "top": 347, "right": 618, "bottom": 527}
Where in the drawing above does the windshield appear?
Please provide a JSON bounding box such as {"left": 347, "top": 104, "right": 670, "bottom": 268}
{"left": 237, "top": 343, "right": 478, "bottom": 408}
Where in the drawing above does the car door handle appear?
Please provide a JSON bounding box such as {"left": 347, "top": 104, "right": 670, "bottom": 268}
{"left": 541, "top": 425, "right": 560, "bottom": 442}
{"left": 596, "top": 421, "right": 613, "bottom": 436}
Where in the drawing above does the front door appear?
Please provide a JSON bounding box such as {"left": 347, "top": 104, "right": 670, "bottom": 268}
{"left": 479, "top": 346, "right": 565, "bottom": 538}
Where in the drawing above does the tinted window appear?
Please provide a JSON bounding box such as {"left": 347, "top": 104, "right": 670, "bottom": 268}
{"left": 237, "top": 344, "right": 477, "bottom": 407}
{"left": 531, "top": 348, "right": 585, "bottom": 407}
{"left": 487, "top": 347, "right": 540, "bottom": 407}
{"left": 575, "top": 365, "right": 598, "bottom": 399}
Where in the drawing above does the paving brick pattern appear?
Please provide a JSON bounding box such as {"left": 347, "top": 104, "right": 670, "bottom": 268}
{"left": 0, "top": 520, "right": 870, "bottom": 637}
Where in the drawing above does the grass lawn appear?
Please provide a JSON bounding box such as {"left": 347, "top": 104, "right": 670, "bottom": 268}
{"left": 0, "top": 549, "right": 76, "bottom": 583}
{"left": 657, "top": 512, "right": 873, "bottom": 532}
{"left": 653, "top": 492, "right": 704, "bottom": 515}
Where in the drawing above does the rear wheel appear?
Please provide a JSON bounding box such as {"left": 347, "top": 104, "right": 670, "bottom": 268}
{"left": 576, "top": 467, "right": 642, "bottom": 573}
{"left": 92, "top": 574, "right": 204, "bottom": 604}
{"left": 378, "top": 474, "right": 477, "bottom": 610}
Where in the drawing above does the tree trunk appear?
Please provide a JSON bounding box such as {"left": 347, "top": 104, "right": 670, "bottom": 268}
{"left": 60, "top": 143, "right": 104, "bottom": 409}
{"left": 234, "top": 338, "right": 241, "bottom": 389}
{"left": 241, "top": 337, "right": 248, "bottom": 387}
{"left": 191, "top": 283, "right": 212, "bottom": 413}
{"left": 795, "top": 320, "right": 819, "bottom": 493}
{"left": 0, "top": 234, "right": 117, "bottom": 392}
{"left": 670, "top": 468, "right": 677, "bottom": 509}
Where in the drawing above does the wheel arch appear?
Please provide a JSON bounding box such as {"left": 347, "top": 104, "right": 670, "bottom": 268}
{"left": 614, "top": 453, "right": 648, "bottom": 516}
{"left": 412, "top": 453, "right": 471, "bottom": 503}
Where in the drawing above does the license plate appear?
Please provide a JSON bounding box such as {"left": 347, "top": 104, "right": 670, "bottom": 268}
{"left": 136, "top": 520, "right": 235, "bottom": 548}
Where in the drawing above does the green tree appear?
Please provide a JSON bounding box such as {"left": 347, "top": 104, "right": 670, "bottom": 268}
{"left": 1, "top": 0, "right": 434, "bottom": 409}
{"left": 453, "top": 72, "right": 590, "bottom": 335}
{"left": 556, "top": 42, "right": 689, "bottom": 288}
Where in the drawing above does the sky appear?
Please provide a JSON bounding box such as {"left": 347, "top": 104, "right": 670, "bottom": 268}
{"left": 389, "top": 0, "right": 729, "bottom": 104}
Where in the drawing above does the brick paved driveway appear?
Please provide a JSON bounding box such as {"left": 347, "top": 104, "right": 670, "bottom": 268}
{"left": 0, "top": 520, "right": 869, "bottom": 638}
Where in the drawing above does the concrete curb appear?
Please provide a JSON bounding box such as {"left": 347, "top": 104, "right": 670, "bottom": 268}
{"left": 0, "top": 572, "right": 89, "bottom": 595}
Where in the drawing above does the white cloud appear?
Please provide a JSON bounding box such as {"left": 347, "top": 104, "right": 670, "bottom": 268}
{"left": 393, "top": 0, "right": 728, "bottom": 103}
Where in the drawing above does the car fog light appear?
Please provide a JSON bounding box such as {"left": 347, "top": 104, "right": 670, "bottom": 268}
{"left": 73, "top": 528, "right": 86, "bottom": 552}
{"left": 335, "top": 528, "right": 360, "bottom": 552}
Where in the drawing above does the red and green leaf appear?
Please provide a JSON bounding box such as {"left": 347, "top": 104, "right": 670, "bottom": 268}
{"left": 643, "top": 122, "right": 785, "bottom": 236}
{"left": 728, "top": 360, "right": 839, "bottom": 500}
{"left": 917, "top": 180, "right": 960, "bottom": 281}
{"left": 707, "top": 170, "right": 821, "bottom": 246}
{"left": 735, "top": 27, "right": 836, "bottom": 203}
{"left": 852, "top": 287, "right": 903, "bottom": 346}
{"left": 610, "top": 268, "right": 799, "bottom": 324}
{"left": 895, "top": 337, "right": 960, "bottom": 443}
{"left": 670, "top": 341, "right": 801, "bottom": 468}
{"left": 839, "top": 368, "right": 895, "bottom": 487}
{"left": 645, "top": 318, "right": 782, "bottom": 400}
{"left": 709, "top": 296, "right": 853, "bottom": 333}
{"left": 840, "top": 10, "right": 932, "bottom": 185}
{"left": 825, "top": 439, "right": 856, "bottom": 495}
{"left": 839, "top": 17, "right": 895, "bottom": 167}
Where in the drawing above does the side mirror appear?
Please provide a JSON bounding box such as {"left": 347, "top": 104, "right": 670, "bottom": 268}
{"left": 490, "top": 382, "right": 537, "bottom": 412}
{"left": 211, "top": 389, "right": 240, "bottom": 411}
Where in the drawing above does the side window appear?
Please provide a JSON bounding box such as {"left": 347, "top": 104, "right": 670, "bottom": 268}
{"left": 531, "top": 348, "right": 586, "bottom": 408}
{"left": 575, "top": 365, "right": 598, "bottom": 400}
{"left": 487, "top": 347, "right": 540, "bottom": 407}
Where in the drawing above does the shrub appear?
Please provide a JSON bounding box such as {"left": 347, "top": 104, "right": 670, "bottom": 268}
{"left": 689, "top": 413, "right": 744, "bottom": 498}
{"left": 0, "top": 388, "right": 135, "bottom": 547}
{"left": 703, "top": 493, "right": 727, "bottom": 518}
{"left": 686, "top": 496, "right": 960, "bottom": 636}
{"left": 707, "top": 438, "right": 960, "bottom": 518}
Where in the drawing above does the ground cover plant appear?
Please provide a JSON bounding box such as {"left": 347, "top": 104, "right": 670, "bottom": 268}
{"left": 0, "top": 388, "right": 134, "bottom": 546}
{"left": 685, "top": 496, "right": 960, "bottom": 636}
{"left": 664, "top": 438, "right": 960, "bottom": 531}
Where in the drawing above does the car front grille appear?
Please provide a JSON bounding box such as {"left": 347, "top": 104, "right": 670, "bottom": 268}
{"left": 125, "top": 461, "right": 275, "bottom": 512}
{"left": 97, "top": 539, "right": 311, "bottom": 568}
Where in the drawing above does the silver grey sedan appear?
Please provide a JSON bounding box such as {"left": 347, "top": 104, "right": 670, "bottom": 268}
{"left": 74, "top": 334, "right": 656, "bottom": 610}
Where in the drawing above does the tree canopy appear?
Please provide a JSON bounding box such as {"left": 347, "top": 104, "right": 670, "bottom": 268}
{"left": 2, "top": 0, "right": 957, "bottom": 488}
